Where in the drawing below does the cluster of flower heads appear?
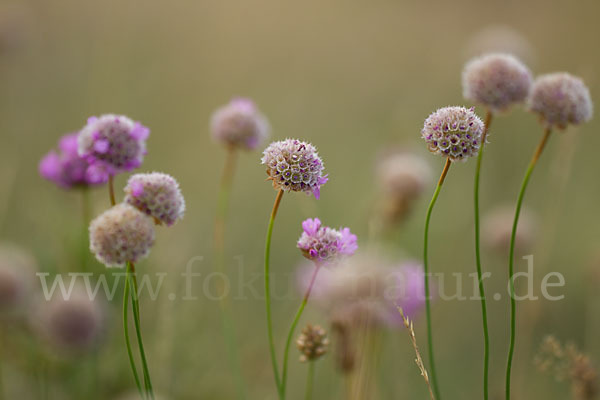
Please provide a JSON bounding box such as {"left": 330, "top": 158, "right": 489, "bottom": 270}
{"left": 297, "top": 218, "right": 357, "bottom": 265}
{"left": 528, "top": 73, "right": 593, "bottom": 129}
{"left": 421, "top": 106, "right": 485, "bottom": 162}
{"left": 211, "top": 98, "right": 270, "bottom": 150}
{"left": 462, "top": 53, "right": 533, "bottom": 112}
{"left": 296, "top": 324, "right": 329, "bottom": 362}
{"left": 124, "top": 172, "right": 185, "bottom": 226}
{"left": 261, "top": 139, "right": 328, "bottom": 199}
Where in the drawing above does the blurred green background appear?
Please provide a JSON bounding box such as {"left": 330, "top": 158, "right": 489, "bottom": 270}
{"left": 0, "top": 0, "right": 599, "bottom": 398}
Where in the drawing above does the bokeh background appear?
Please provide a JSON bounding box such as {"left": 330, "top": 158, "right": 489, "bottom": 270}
{"left": 1, "top": 0, "right": 599, "bottom": 398}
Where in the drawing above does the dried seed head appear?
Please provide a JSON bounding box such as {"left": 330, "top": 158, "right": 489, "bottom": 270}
{"left": 78, "top": 114, "right": 149, "bottom": 175}
{"left": 261, "top": 139, "right": 327, "bottom": 199}
{"left": 296, "top": 324, "right": 329, "bottom": 362}
{"left": 528, "top": 73, "right": 593, "bottom": 129}
{"left": 462, "top": 53, "right": 533, "bottom": 112}
{"left": 124, "top": 172, "right": 185, "bottom": 226}
{"left": 421, "top": 106, "right": 485, "bottom": 162}
{"left": 211, "top": 98, "right": 270, "bottom": 150}
{"left": 89, "top": 203, "right": 155, "bottom": 268}
{"left": 0, "top": 244, "right": 37, "bottom": 316}
{"left": 297, "top": 218, "right": 357, "bottom": 265}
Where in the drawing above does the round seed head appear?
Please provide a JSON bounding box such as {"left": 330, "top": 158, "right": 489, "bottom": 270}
{"left": 297, "top": 218, "right": 357, "bottom": 265}
{"left": 528, "top": 73, "right": 593, "bottom": 129}
{"left": 89, "top": 203, "right": 155, "bottom": 268}
{"left": 210, "top": 98, "right": 270, "bottom": 150}
{"left": 296, "top": 324, "right": 329, "bottom": 362}
{"left": 421, "top": 106, "right": 485, "bottom": 162}
{"left": 124, "top": 172, "right": 185, "bottom": 226}
{"left": 261, "top": 139, "right": 328, "bottom": 199}
{"left": 462, "top": 53, "right": 533, "bottom": 112}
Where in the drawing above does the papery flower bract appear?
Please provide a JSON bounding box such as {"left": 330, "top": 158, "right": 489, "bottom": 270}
{"left": 211, "top": 98, "right": 270, "bottom": 150}
{"left": 297, "top": 218, "right": 357, "bottom": 264}
{"left": 421, "top": 106, "right": 485, "bottom": 162}
{"left": 124, "top": 172, "right": 185, "bottom": 226}
{"left": 528, "top": 73, "right": 593, "bottom": 129}
{"left": 78, "top": 114, "right": 149, "bottom": 175}
{"left": 89, "top": 203, "right": 155, "bottom": 268}
{"left": 462, "top": 53, "right": 533, "bottom": 112}
{"left": 261, "top": 139, "right": 327, "bottom": 199}
{"left": 40, "top": 133, "right": 108, "bottom": 188}
{"left": 296, "top": 324, "right": 329, "bottom": 362}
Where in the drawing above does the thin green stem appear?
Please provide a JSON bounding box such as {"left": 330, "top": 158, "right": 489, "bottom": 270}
{"left": 108, "top": 175, "right": 116, "bottom": 206}
{"left": 474, "top": 110, "right": 493, "bottom": 400}
{"left": 423, "top": 158, "right": 451, "bottom": 400}
{"left": 123, "top": 268, "right": 144, "bottom": 399}
{"left": 280, "top": 264, "right": 321, "bottom": 399}
{"left": 213, "top": 146, "right": 247, "bottom": 400}
{"left": 129, "top": 263, "right": 155, "bottom": 400}
{"left": 505, "top": 127, "right": 552, "bottom": 400}
{"left": 264, "top": 189, "right": 284, "bottom": 396}
{"left": 304, "top": 362, "right": 315, "bottom": 400}
{"left": 81, "top": 187, "right": 91, "bottom": 273}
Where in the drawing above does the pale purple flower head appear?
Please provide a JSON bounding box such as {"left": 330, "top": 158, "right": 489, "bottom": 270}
{"left": 383, "top": 262, "right": 427, "bottom": 325}
{"left": 462, "top": 53, "right": 533, "bottom": 112}
{"left": 261, "top": 139, "right": 327, "bottom": 199}
{"left": 211, "top": 98, "right": 270, "bottom": 150}
{"left": 297, "top": 218, "right": 357, "bottom": 265}
{"left": 421, "top": 106, "right": 485, "bottom": 162}
{"left": 77, "top": 114, "right": 149, "bottom": 176}
{"left": 124, "top": 172, "right": 185, "bottom": 227}
{"left": 528, "top": 73, "right": 593, "bottom": 129}
{"left": 39, "top": 133, "right": 108, "bottom": 188}
{"left": 89, "top": 204, "right": 155, "bottom": 268}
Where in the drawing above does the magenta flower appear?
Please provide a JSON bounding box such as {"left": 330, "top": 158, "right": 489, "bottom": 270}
{"left": 297, "top": 218, "right": 357, "bottom": 264}
{"left": 39, "top": 133, "right": 108, "bottom": 189}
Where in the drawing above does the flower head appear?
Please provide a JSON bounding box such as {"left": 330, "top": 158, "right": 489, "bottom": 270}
{"left": 528, "top": 73, "right": 593, "bottom": 129}
{"left": 89, "top": 203, "right": 155, "bottom": 268}
{"left": 296, "top": 324, "right": 329, "bottom": 362}
{"left": 421, "top": 106, "right": 485, "bottom": 162}
{"left": 261, "top": 139, "right": 327, "bottom": 199}
{"left": 462, "top": 53, "right": 533, "bottom": 112}
{"left": 211, "top": 98, "right": 270, "bottom": 150}
{"left": 78, "top": 114, "right": 149, "bottom": 175}
{"left": 40, "top": 133, "right": 108, "bottom": 188}
{"left": 297, "top": 218, "right": 357, "bottom": 265}
{"left": 124, "top": 172, "right": 185, "bottom": 226}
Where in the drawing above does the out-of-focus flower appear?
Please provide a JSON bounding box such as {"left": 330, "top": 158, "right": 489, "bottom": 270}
{"left": 0, "top": 244, "right": 37, "bottom": 317}
{"left": 124, "top": 172, "right": 185, "bottom": 226}
{"left": 40, "top": 133, "right": 109, "bottom": 188}
{"left": 297, "top": 218, "right": 357, "bottom": 265}
{"left": 482, "top": 206, "right": 536, "bottom": 255}
{"left": 421, "top": 106, "right": 485, "bottom": 162}
{"left": 211, "top": 98, "right": 270, "bottom": 150}
{"left": 528, "top": 73, "right": 593, "bottom": 129}
{"left": 78, "top": 114, "right": 149, "bottom": 176}
{"left": 462, "top": 53, "right": 533, "bottom": 112}
{"left": 89, "top": 203, "right": 155, "bottom": 268}
{"left": 261, "top": 139, "right": 327, "bottom": 199}
{"left": 296, "top": 324, "right": 329, "bottom": 362}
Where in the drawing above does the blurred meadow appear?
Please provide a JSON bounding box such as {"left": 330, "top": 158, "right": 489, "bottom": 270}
{"left": 1, "top": 0, "right": 599, "bottom": 399}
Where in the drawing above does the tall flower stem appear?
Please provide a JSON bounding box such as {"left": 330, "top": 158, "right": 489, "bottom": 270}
{"left": 423, "top": 158, "right": 451, "bottom": 400}
{"left": 505, "top": 127, "right": 552, "bottom": 400}
{"left": 129, "top": 262, "right": 155, "bottom": 400}
{"left": 280, "top": 263, "right": 321, "bottom": 399}
{"left": 474, "top": 110, "right": 493, "bottom": 400}
{"left": 304, "top": 362, "right": 315, "bottom": 400}
{"left": 213, "top": 146, "right": 247, "bottom": 400}
{"left": 123, "top": 267, "right": 144, "bottom": 398}
{"left": 264, "top": 189, "right": 285, "bottom": 395}
{"left": 81, "top": 187, "right": 92, "bottom": 273}
{"left": 108, "top": 175, "right": 116, "bottom": 206}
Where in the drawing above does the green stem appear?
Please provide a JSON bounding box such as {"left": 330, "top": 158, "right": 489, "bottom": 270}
{"left": 214, "top": 147, "right": 247, "bottom": 400}
{"left": 264, "top": 189, "right": 284, "bottom": 396}
{"left": 505, "top": 127, "right": 552, "bottom": 400}
{"left": 474, "top": 110, "right": 493, "bottom": 400}
{"left": 129, "top": 263, "right": 155, "bottom": 400}
{"left": 304, "top": 362, "right": 315, "bottom": 400}
{"left": 423, "top": 158, "right": 451, "bottom": 400}
{"left": 123, "top": 269, "right": 144, "bottom": 399}
{"left": 108, "top": 175, "right": 116, "bottom": 206}
{"left": 81, "top": 187, "right": 91, "bottom": 273}
{"left": 280, "top": 264, "right": 321, "bottom": 399}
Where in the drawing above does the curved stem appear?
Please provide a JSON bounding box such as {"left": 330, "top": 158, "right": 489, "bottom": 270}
{"left": 108, "top": 175, "right": 116, "bottom": 206}
{"left": 304, "top": 362, "right": 315, "bottom": 400}
{"left": 280, "top": 264, "right": 321, "bottom": 399}
{"left": 264, "top": 189, "right": 285, "bottom": 396}
{"left": 505, "top": 127, "right": 552, "bottom": 400}
{"left": 474, "top": 110, "right": 493, "bottom": 400}
{"left": 123, "top": 268, "right": 144, "bottom": 398}
{"left": 129, "top": 263, "right": 155, "bottom": 400}
{"left": 423, "top": 158, "right": 451, "bottom": 400}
